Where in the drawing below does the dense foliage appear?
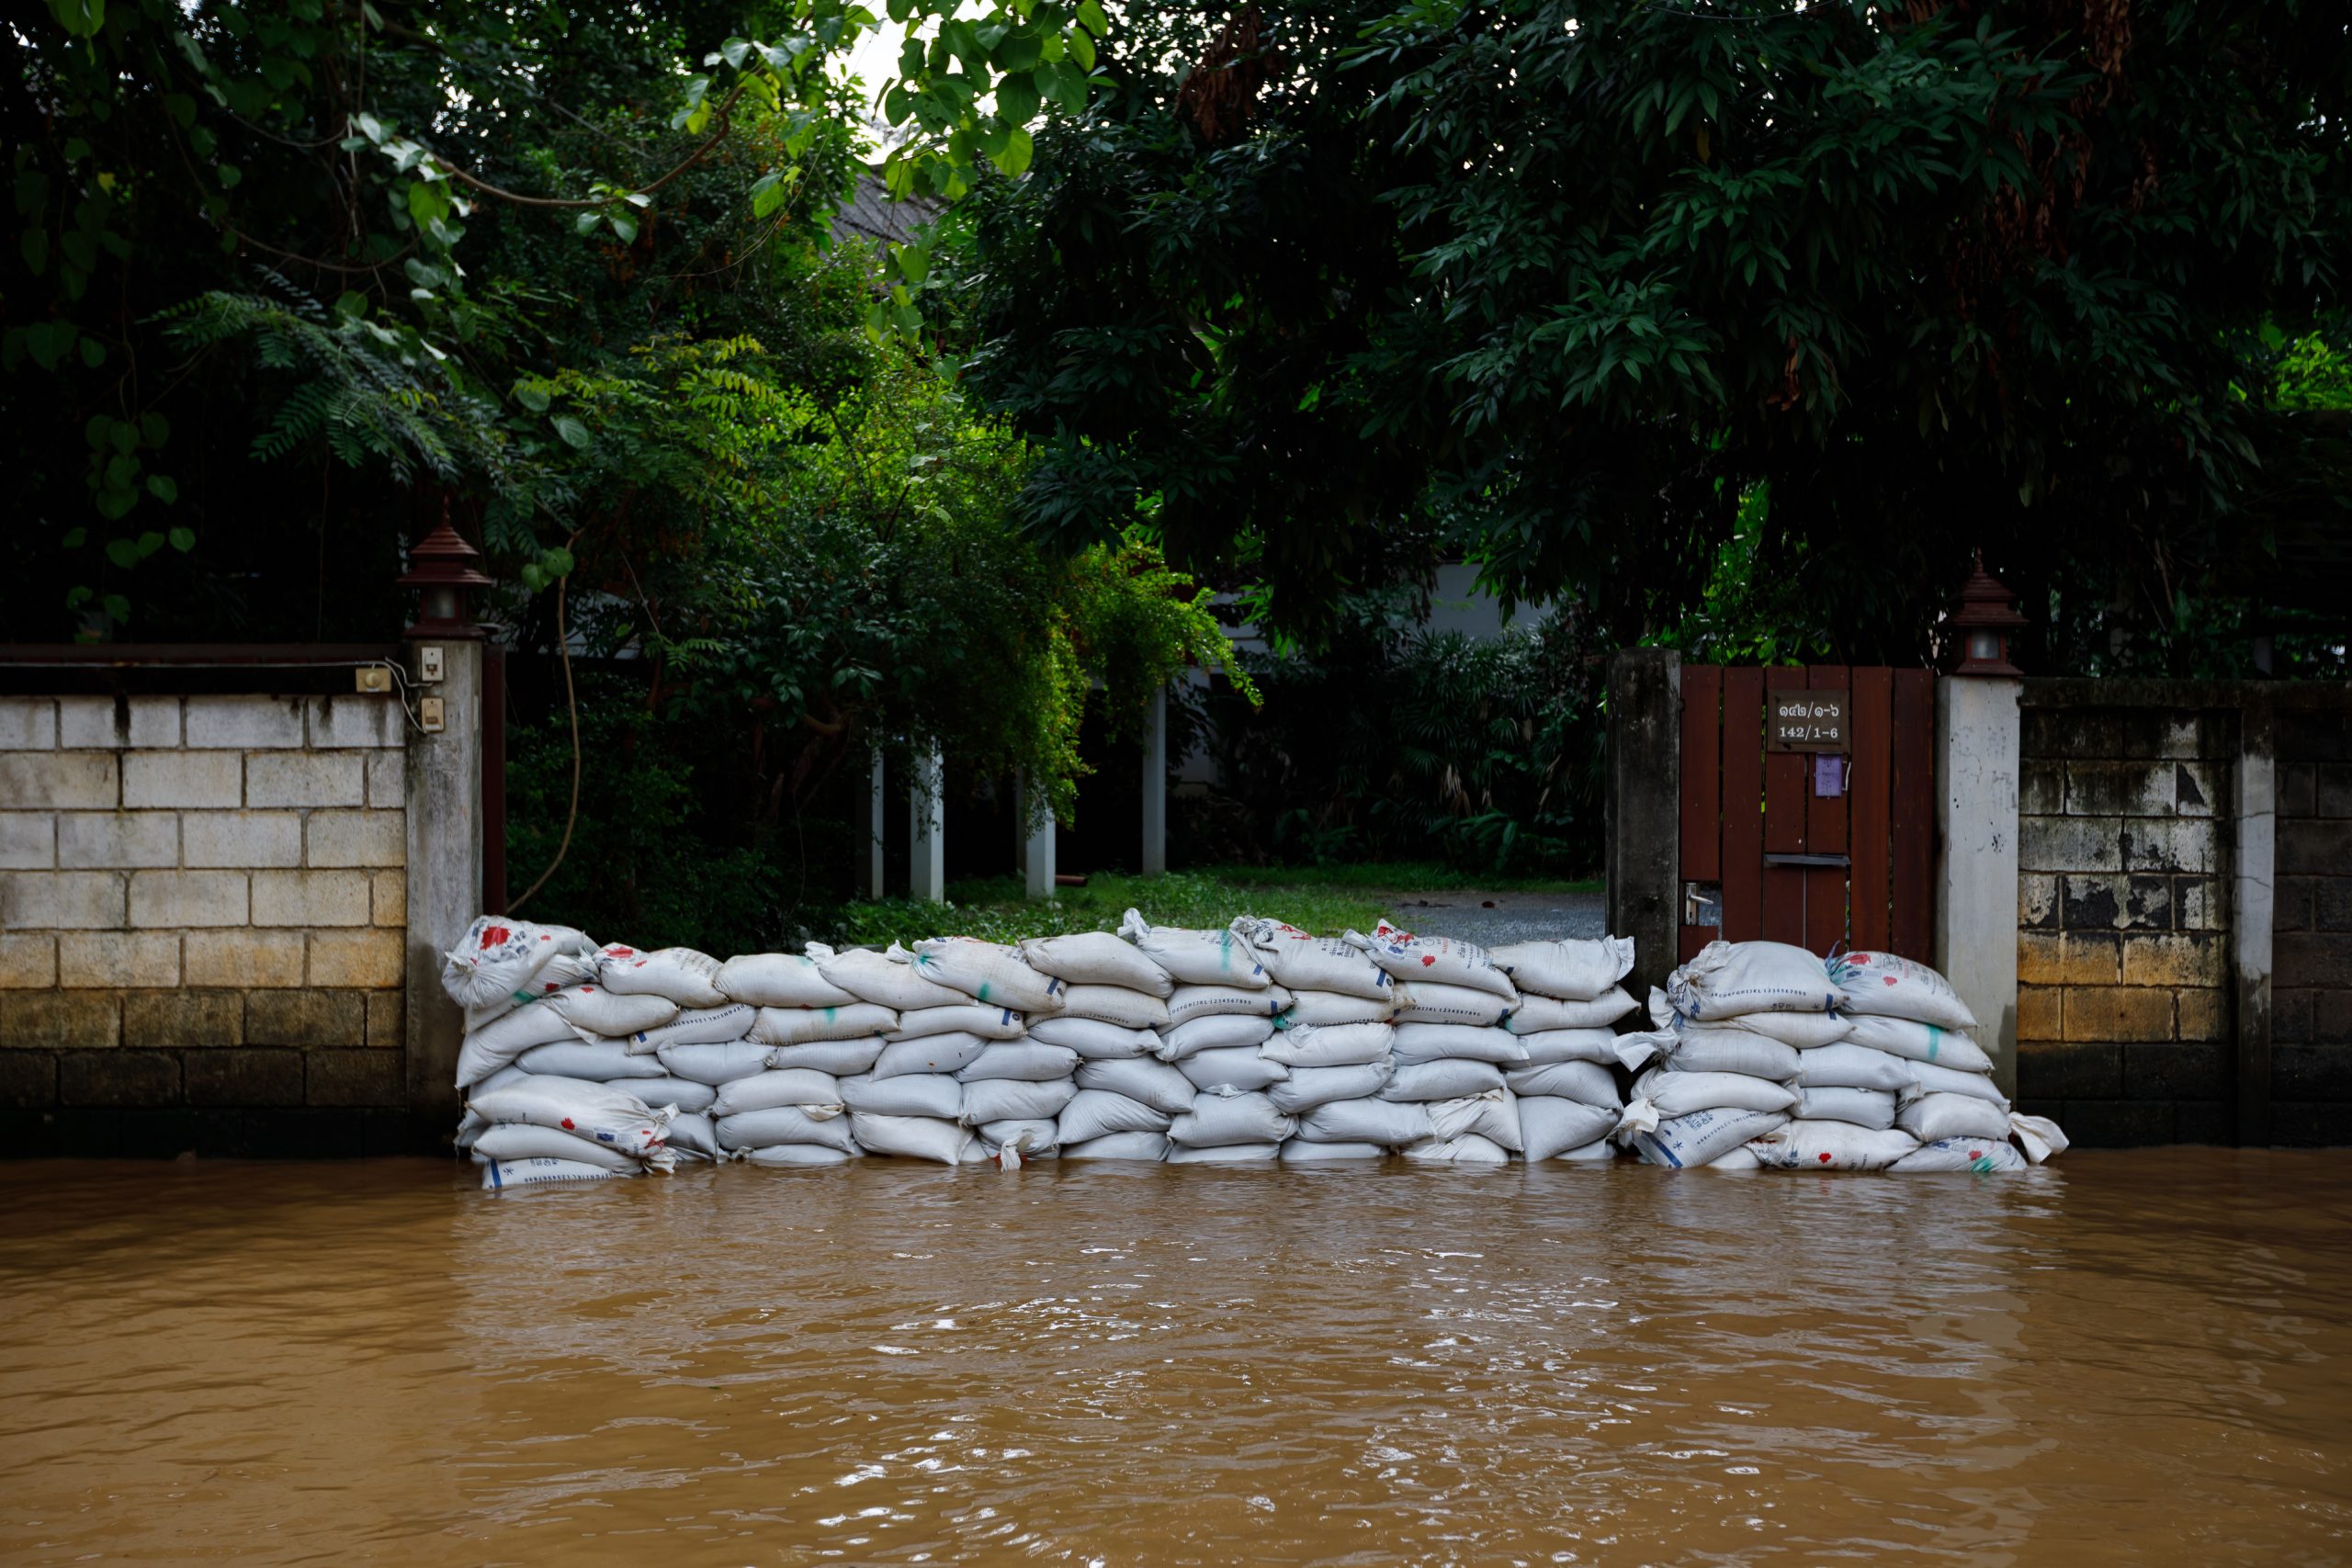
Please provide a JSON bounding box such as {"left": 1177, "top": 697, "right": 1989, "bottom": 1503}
{"left": 953, "top": 0, "right": 2352, "bottom": 672}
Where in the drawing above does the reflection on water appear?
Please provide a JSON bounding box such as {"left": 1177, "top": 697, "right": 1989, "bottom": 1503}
{"left": 3, "top": 1151, "right": 2348, "bottom": 1564}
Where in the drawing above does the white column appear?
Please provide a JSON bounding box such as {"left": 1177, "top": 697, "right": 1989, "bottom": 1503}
{"left": 1017, "top": 773, "right": 1057, "bottom": 899}
{"left": 404, "top": 638, "right": 481, "bottom": 1130}
{"left": 869, "top": 750, "right": 887, "bottom": 900}
{"left": 1933, "top": 675, "right": 2022, "bottom": 1098}
{"left": 909, "top": 742, "right": 944, "bottom": 903}
{"left": 2234, "top": 705, "right": 2276, "bottom": 1145}
{"left": 1141, "top": 685, "right": 1168, "bottom": 875}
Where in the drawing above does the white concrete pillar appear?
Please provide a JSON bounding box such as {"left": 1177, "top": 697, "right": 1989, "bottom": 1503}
{"left": 1017, "top": 773, "right": 1057, "bottom": 899}
{"left": 869, "top": 750, "right": 887, "bottom": 900}
{"left": 1141, "top": 686, "right": 1168, "bottom": 875}
{"left": 909, "top": 742, "right": 944, "bottom": 903}
{"left": 2234, "top": 701, "right": 2276, "bottom": 1145}
{"left": 1933, "top": 675, "right": 2021, "bottom": 1098}
{"left": 404, "top": 637, "right": 482, "bottom": 1133}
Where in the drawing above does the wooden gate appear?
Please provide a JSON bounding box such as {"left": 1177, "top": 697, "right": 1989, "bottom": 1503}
{"left": 1677, "top": 665, "right": 1936, "bottom": 962}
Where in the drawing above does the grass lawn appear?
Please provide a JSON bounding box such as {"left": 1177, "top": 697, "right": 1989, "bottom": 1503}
{"left": 815, "top": 863, "right": 1601, "bottom": 949}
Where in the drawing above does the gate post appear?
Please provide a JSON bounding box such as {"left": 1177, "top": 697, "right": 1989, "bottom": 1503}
{"left": 1608, "top": 649, "right": 1681, "bottom": 1004}
{"left": 1934, "top": 675, "right": 2021, "bottom": 1098}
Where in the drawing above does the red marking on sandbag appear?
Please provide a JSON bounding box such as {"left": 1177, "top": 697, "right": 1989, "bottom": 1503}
{"left": 561, "top": 1118, "right": 575, "bottom": 1130}
{"left": 1817, "top": 1152, "right": 1833, "bottom": 1163}
{"left": 481, "top": 925, "right": 511, "bottom": 948}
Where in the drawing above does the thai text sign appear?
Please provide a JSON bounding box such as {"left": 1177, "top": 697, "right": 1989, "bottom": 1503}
{"left": 1768, "top": 691, "right": 1847, "bottom": 752}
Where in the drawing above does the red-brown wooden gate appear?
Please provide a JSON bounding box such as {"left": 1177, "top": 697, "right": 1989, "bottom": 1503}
{"left": 1677, "top": 665, "right": 1935, "bottom": 962}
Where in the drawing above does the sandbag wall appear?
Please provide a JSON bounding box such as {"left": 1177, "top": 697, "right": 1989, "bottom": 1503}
{"left": 445, "top": 916, "right": 2064, "bottom": 1187}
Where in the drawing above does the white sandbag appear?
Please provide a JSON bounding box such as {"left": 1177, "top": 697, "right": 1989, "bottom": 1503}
{"left": 959, "top": 1076, "right": 1077, "bottom": 1125}
{"left": 454, "top": 1001, "right": 578, "bottom": 1088}
{"left": 627, "top": 1003, "right": 761, "bottom": 1054}
{"left": 471, "top": 1122, "right": 649, "bottom": 1173}
{"left": 839, "top": 1071, "right": 965, "bottom": 1120}
{"left": 1792, "top": 1086, "right": 1898, "bottom": 1130}
{"left": 1283, "top": 989, "right": 1397, "bottom": 1027}
{"left": 1907, "top": 1059, "right": 2008, "bottom": 1105}
{"left": 751, "top": 1002, "right": 898, "bottom": 1047}
{"left": 1724, "top": 1010, "right": 1854, "bottom": 1049}
{"left": 978, "top": 1119, "right": 1059, "bottom": 1160}
{"left": 712, "top": 1068, "right": 845, "bottom": 1118}
{"left": 663, "top": 1111, "right": 720, "bottom": 1160}
{"left": 1630, "top": 1068, "right": 1799, "bottom": 1119}
{"left": 1076, "top": 1056, "right": 1198, "bottom": 1115}
{"left": 1157, "top": 1013, "right": 1277, "bottom": 1061}
{"left": 1402, "top": 1134, "right": 1512, "bottom": 1165}
{"left": 467, "top": 1076, "right": 673, "bottom": 1158}
{"left": 714, "top": 952, "right": 858, "bottom": 1009}
{"left": 740, "top": 1143, "right": 857, "bottom": 1168}
{"left": 1710, "top": 1145, "right": 1763, "bottom": 1169}
{"left": 1510, "top": 1028, "right": 1630, "bottom": 1067}
{"left": 1166, "top": 983, "right": 1292, "bottom": 1027}
{"left": 1429, "top": 1089, "right": 1522, "bottom": 1151}
{"left": 543, "top": 986, "right": 679, "bottom": 1040}
{"left": 1622, "top": 1107, "right": 1789, "bottom": 1169}
{"left": 441, "top": 917, "right": 596, "bottom": 1010}
{"left": 1554, "top": 1138, "right": 1617, "bottom": 1162}
{"left": 1061, "top": 1131, "right": 1170, "bottom": 1160}
{"left": 1380, "top": 1059, "right": 1508, "bottom": 1101}
{"left": 762, "top": 1036, "right": 888, "bottom": 1076}
{"left": 1665, "top": 941, "right": 1839, "bottom": 1021}
{"left": 1889, "top": 1136, "right": 2031, "bottom": 1173}
{"left": 1267, "top": 1062, "right": 1393, "bottom": 1113}
{"left": 1842, "top": 1015, "right": 1994, "bottom": 1072}
{"left": 1506, "top": 988, "right": 1638, "bottom": 1032}
{"left": 1796, "top": 1043, "right": 1919, "bottom": 1094}
{"left": 1830, "top": 951, "right": 1978, "bottom": 1030}
{"left": 1348, "top": 920, "right": 1515, "bottom": 998}
{"left": 910, "top": 937, "right": 1066, "bottom": 1013}
{"left": 716, "top": 1106, "right": 860, "bottom": 1156}
{"left": 1297, "top": 1096, "right": 1432, "bottom": 1145}
{"left": 1057, "top": 984, "right": 1172, "bottom": 1030}
{"left": 1116, "top": 909, "right": 1271, "bottom": 987}
{"left": 1503, "top": 1059, "right": 1623, "bottom": 1109}
{"left": 1653, "top": 1025, "right": 1803, "bottom": 1080}
{"left": 624, "top": 1076, "right": 717, "bottom": 1114}
{"left": 806, "top": 942, "right": 968, "bottom": 1010}
{"left": 2009, "top": 1111, "right": 2069, "bottom": 1163}
{"left": 1896, "top": 1091, "right": 2011, "bottom": 1143}
{"left": 1519, "top": 1096, "right": 1623, "bottom": 1160}
{"left": 849, "top": 1112, "right": 986, "bottom": 1165}
{"left": 1178, "top": 1047, "right": 1291, "bottom": 1094}
{"left": 1168, "top": 1090, "right": 1295, "bottom": 1148}
{"left": 1261, "top": 1021, "right": 1394, "bottom": 1067}
{"left": 1018, "top": 931, "right": 1174, "bottom": 996}
{"left": 1167, "top": 1142, "right": 1281, "bottom": 1164}
{"left": 1392, "top": 982, "right": 1512, "bottom": 1027}
{"left": 1390, "top": 1024, "right": 1530, "bottom": 1066}
{"left": 1230, "top": 918, "right": 1395, "bottom": 999}
{"left": 516, "top": 1039, "right": 668, "bottom": 1079}
{"left": 1026, "top": 1015, "right": 1159, "bottom": 1059}
{"left": 481, "top": 1156, "right": 630, "bottom": 1190}
{"left": 597, "top": 944, "right": 729, "bottom": 1007}
{"left": 655, "top": 1041, "right": 775, "bottom": 1086}
{"left": 888, "top": 1003, "right": 1023, "bottom": 1042}
{"left": 1487, "top": 935, "right": 1635, "bottom": 1001}
{"left": 1748, "top": 1120, "right": 1920, "bottom": 1170}
{"left": 462, "top": 944, "right": 600, "bottom": 1032}
{"left": 869, "top": 1032, "right": 991, "bottom": 1078}
{"left": 956, "top": 1042, "right": 1080, "bottom": 1083}
{"left": 1280, "top": 1139, "right": 1386, "bottom": 1162}
{"left": 1056, "top": 1089, "right": 1172, "bottom": 1144}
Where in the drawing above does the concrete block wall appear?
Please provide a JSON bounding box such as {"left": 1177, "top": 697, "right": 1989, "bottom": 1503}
{"left": 2015, "top": 705, "right": 2236, "bottom": 1145}
{"left": 0, "top": 694, "right": 412, "bottom": 1153}
{"left": 2273, "top": 707, "right": 2352, "bottom": 1144}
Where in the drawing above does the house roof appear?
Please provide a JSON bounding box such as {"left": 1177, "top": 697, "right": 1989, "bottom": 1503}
{"left": 831, "top": 169, "right": 945, "bottom": 247}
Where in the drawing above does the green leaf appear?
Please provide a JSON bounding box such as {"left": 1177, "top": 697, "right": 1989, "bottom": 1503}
{"left": 608, "top": 211, "right": 638, "bottom": 243}
{"left": 78, "top": 334, "right": 104, "bottom": 367}
{"left": 46, "top": 0, "right": 105, "bottom": 39}
{"left": 150, "top": 477, "right": 180, "bottom": 504}
{"left": 751, "top": 171, "right": 787, "bottom": 219}
{"left": 574, "top": 210, "right": 601, "bottom": 234}
{"left": 896, "top": 241, "right": 930, "bottom": 285}
{"left": 105, "top": 537, "right": 141, "bottom": 569}
{"left": 17, "top": 227, "right": 46, "bottom": 275}
{"left": 993, "top": 126, "right": 1035, "bottom": 177}
{"left": 513, "top": 381, "right": 550, "bottom": 412}
{"left": 996, "top": 70, "right": 1041, "bottom": 126}
{"left": 553, "top": 415, "right": 592, "bottom": 449}
{"left": 168, "top": 525, "right": 195, "bottom": 550}
{"left": 1076, "top": 0, "right": 1108, "bottom": 37}
{"left": 1067, "top": 26, "right": 1095, "bottom": 70}
{"left": 217, "top": 163, "right": 243, "bottom": 189}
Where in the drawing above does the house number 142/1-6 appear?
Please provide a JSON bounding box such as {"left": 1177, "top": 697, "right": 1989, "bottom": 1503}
{"left": 1769, "top": 693, "right": 1846, "bottom": 752}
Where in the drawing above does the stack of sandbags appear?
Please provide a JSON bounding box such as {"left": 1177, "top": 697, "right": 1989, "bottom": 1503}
{"left": 840, "top": 938, "right": 1061, "bottom": 1166}
{"left": 1347, "top": 921, "right": 1523, "bottom": 1164}
{"left": 1090, "top": 912, "right": 1289, "bottom": 1162}
{"left": 997, "top": 932, "right": 1169, "bottom": 1162}
{"left": 1487, "top": 932, "right": 1641, "bottom": 1163}
{"left": 466, "top": 1074, "right": 676, "bottom": 1188}
{"left": 1622, "top": 940, "right": 1848, "bottom": 1168}
{"left": 787, "top": 941, "right": 978, "bottom": 1166}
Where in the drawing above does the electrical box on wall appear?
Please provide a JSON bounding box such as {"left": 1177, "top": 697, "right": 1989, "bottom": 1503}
{"left": 354, "top": 667, "right": 391, "bottom": 694}
{"left": 418, "top": 645, "right": 446, "bottom": 682}
{"left": 419, "top": 696, "right": 446, "bottom": 733}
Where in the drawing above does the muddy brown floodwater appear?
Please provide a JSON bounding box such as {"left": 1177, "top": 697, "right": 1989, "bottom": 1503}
{"left": 5, "top": 1151, "right": 2350, "bottom": 1565}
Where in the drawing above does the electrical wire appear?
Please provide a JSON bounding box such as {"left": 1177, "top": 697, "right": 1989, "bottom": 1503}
{"left": 506, "top": 572, "right": 579, "bottom": 914}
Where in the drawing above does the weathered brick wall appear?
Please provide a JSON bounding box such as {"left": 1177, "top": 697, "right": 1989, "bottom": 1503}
{"left": 0, "top": 694, "right": 410, "bottom": 1154}
{"left": 2015, "top": 705, "right": 2235, "bottom": 1145}
{"left": 2274, "top": 707, "right": 2352, "bottom": 1144}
